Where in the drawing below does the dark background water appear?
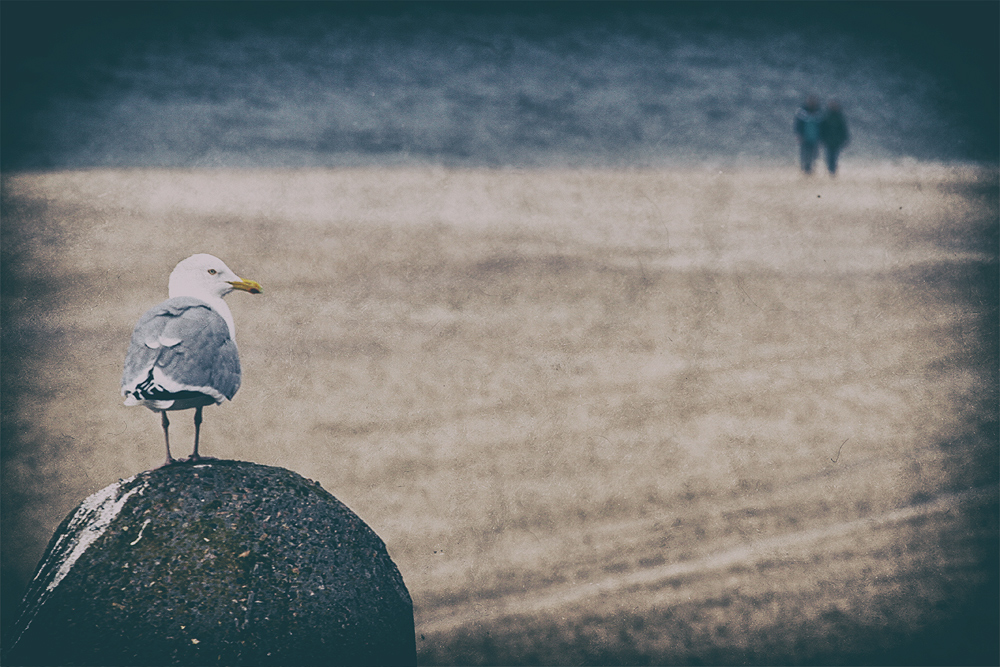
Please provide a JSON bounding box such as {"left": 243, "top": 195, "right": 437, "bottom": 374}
{"left": 2, "top": 1, "right": 998, "bottom": 169}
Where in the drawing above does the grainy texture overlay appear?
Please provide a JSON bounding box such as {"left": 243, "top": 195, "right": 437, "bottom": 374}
{"left": 1, "top": 166, "right": 996, "bottom": 664}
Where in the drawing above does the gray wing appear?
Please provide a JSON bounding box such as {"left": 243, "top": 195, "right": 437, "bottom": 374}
{"left": 121, "top": 297, "right": 241, "bottom": 402}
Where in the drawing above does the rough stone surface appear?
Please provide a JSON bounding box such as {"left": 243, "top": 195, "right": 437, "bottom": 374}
{"left": 4, "top": 459, "right": 415, "bottom": 666}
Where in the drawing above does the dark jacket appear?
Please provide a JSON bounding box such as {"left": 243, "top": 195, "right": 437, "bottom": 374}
{"left": 794, "top": 107, "right": 823, "bottom": 144}
{"left": 820, "top": 109, "right": 849, "bottom": 147}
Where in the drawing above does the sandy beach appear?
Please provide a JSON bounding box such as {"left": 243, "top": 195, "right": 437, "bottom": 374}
{"left": 2, "top": 164, "right": 996, "bottom": 663}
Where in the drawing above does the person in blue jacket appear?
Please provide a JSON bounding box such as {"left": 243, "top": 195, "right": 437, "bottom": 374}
{"left": 794, "top": 95, "right": 823, "bottom": 174}
{"left": 820, "top": 100, "right": 850, "bottom": 175}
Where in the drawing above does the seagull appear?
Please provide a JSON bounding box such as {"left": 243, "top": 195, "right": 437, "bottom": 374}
{"left": 121, "top": 254, "right": 262, "bottom": 466}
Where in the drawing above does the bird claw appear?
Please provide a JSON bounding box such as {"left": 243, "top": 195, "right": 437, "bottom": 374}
{"left": 180, "top": 454, "right": 217, "bottom": 464}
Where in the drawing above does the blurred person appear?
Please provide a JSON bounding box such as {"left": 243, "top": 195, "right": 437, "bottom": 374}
{"left": 794, "top": 95, "right": 823, "bottom": 174}
{"left": 820, "top": 100, "right": 850, "bottom": 175}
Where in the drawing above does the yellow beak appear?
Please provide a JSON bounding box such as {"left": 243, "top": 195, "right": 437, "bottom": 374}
{"left": 228, "top": 278, "right": 263, "bottom": 294}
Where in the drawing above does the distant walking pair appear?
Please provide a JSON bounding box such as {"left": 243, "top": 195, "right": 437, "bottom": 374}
{"left": 794, "top": 96, "right": 850, "bottom": 175}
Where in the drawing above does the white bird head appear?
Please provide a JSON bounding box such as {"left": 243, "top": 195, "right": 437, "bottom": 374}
{"left": 167, "top": 254, "right": 263, "bottom": 301}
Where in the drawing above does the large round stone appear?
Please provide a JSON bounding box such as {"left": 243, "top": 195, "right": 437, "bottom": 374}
{"left": 5, "top": 459, "right": 415, "bottom": 666}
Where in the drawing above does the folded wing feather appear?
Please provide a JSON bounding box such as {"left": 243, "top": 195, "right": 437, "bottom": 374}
{"left": 121, "top": 297, "right": 241, "bottom": 406}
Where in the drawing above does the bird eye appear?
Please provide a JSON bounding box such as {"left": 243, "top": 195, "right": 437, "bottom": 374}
{"left": 208, "top": 269, "right": 217, "bottom": 275}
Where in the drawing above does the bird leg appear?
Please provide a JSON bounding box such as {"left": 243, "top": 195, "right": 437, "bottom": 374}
{"left": 190, "top": 405, "right": 203, "bottom": 461}
{"left": 160, "top": 411, "right": 176, "bottom": 467}
{"left": 182, "top": 405, "right": 216, "bottom": 463}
